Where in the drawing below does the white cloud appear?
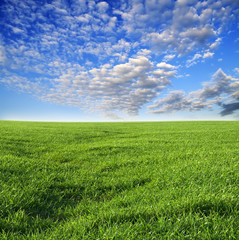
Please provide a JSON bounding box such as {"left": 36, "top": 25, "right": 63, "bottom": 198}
{"left": 210, "top": 38, "right": 221, "bottom": 50}
{"left": 234, "top": 68, "right": 239, "bottom": 75}
{"left": 177, "top": 0, "right": 197, "bottom": 5}
{"left": 157, "top": 62, "right": 176, "bottom": 69}
{"left": 2, "top": 0, "right": 236, "bottom": 70}
{"left": 143, "top": 1, "right": 235, "bottom": 56}
{"left": 97, "top": 2, "right": 109, "bottom": 12}
{"left": 148, "top": 91, "right": 192, "bottom": 114}
{"left": 149, "top": 68, "right": 239, "bottom": 115}
{"left": 137, "top": 49, "right": 152, "bottom": 56}
{"left": 1, "top": 0, "right": 239, "bottom": 118}
{"left": 179, "top": 26, "right": 216, "bottom": 45}
{"left": 34, "top": 56, "right": 176, "bottom": 115}
{"left": 187, "top": 50, "right": 214, "bottom": 67}
{"left": 163, "top": 54, "right": 176, "bottom": 62}
{"left": 11, "top": 27, "right": 25, "bottom": 34}
{"left": 6, "top": 52, "right": 176, "bottom": 116}
{"left": 0, "top": 44, "right": 6, "bottom": 64}
{"left": 203, "top": 52, "right": 214, "bottom": 59}
{"left": 186, "top": 53, "right": 202, "bottom": 66}
{"left": 190, "top": 69, "right": 234, "bottom": 101}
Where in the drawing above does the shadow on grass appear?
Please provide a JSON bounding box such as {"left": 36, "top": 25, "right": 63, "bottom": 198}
{"left": 87, "top": 146, "right": 138, "bottom": 157}
{"left": 83, "top": 199, "right": 238, "bottom": 236}
{"left": 184, "top": 199, "right": 238, "bottom": 217}
{"left": 0, "top": 175, "right": 151, "bottom": 236}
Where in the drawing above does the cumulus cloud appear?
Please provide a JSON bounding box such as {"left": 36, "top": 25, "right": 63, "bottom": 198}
{"left": 163, "top": 54, "right": 176, "bottom": 62}
{"left": 0, "top": 0, "right": 239, "bottom": 118}
{"left": 148, "top": 91, "right": 192, "bottom": 114}
{"left": 144, "top": 1, "right": 236, "bottom": 55}
{"left": 17, "top": 56, "right": 176, "bottom": 116}
{"left": 0, "top": 44, "right": 6, "bottom": 64}
{"left": 210, "top": 38, "right": 221, "bottom": 50}
{"left": 96, "top": 1, "right": 109, "bottom": 13}
{"left": 180, "top": 27, "right": 216, "bottom": 44}
{"left": 190, "top": 69, "right": 236, "bottom": 101}
{"left": 187, "top": 50, "right": 214, "bottom": 66}
{"left": 186, "top": 53, "right": 202, "bottom": 66}
{"left": 234, "top": 68, "right": 239, "bottom": 75}
{"left": 149, "top": 69, "right": 239, "bottom": 116}
{"left": 156, "top": 62, "right": 176, "bottom": 69}
{"left": 203, "top": 52, "right": 214, "bottom": 59}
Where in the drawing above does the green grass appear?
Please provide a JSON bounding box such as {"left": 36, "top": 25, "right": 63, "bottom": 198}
{"left": 0, "top": 121, "right": 238, "bottom": 239}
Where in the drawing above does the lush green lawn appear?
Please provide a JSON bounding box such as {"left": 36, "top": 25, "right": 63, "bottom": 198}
{"left": 0, "top": 121, "right": 238, "bottom": 239}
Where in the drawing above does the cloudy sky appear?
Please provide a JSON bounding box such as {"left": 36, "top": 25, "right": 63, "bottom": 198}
{"left": 1, "top": 0, "right": 239, "bottom": 121}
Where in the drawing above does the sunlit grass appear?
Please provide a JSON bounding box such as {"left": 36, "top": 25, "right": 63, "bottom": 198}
{"left": 0, "top": 121, "right": 238, "bottom": 239}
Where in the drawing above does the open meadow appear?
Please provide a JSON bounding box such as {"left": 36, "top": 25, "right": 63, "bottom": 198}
{"left": 0, "top": 121, "right": 238, "bottom": 239}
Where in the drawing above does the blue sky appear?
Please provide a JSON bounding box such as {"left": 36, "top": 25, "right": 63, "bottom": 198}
{"left": 1, "top": 0, "right": 239, "bottom": 121}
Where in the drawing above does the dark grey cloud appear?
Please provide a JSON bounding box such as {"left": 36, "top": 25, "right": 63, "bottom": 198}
{"left": 220, "top": 102, "right": 239, "bottom": 116}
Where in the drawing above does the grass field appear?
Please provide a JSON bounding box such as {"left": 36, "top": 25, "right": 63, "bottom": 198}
{"left": 0, "top": 121, "right": 238, "bottom": 239}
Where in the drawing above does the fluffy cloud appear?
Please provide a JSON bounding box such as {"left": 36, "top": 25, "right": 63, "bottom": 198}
{"left": 156, "top": 62, "right": 176, "bottom": 69}
{"left": 0, "top": 44, "right": 6, "bottom": 64}
{"left": 190, "top": 69, "right": 234, "bottom": 101}
{"left": 148, "top": 91, "right": 192, "bottom": 114}
{"left": 187, "top": 51, "right": 214, "bottom": 66}
{"left": 234, "top": 68, "right": 239, "bottom": 75}
{"left": 20, "top": 56, "right": 176, "bottom": 116}
{"left": 144, "top": 1, "right": 232, "bottom": 55}
{"left": 149, "top": 69, "right": 239, "bottom": 115}
{"left": 203, "top": 52, "right": 214, "bottom": 59}
{"left": 210, "top": 38, "right": 221, "bottom": 50}
{"left": 163, "top": 54, "right": 176, "bottom": 62}
{"left": 0, "top": 0, "right": 238, "bottom": 118}
{"left": 96, "top": 1, "right": 109, "bottom": 13}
